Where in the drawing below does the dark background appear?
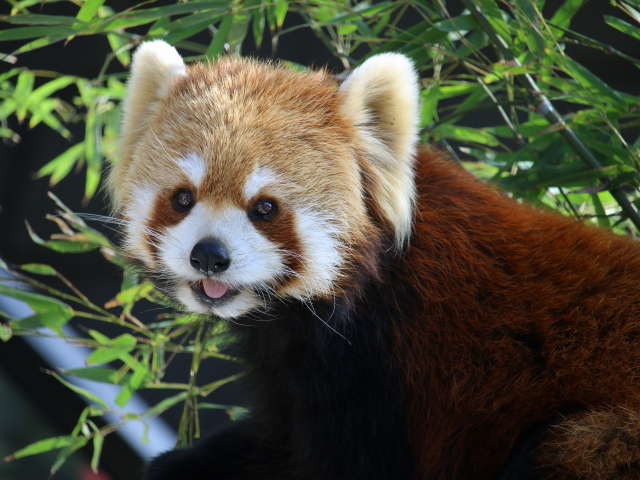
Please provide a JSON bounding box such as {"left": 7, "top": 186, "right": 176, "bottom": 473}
{"left": 1, "top": 1, "right": 639, "bottom": 479}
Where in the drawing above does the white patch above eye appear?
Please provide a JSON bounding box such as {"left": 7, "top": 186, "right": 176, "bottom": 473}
{"left": 177, "top": 153, "right": 207, "bottom": 188}
{"left": 244, "top": 166, "right": 278, "bottom": 201}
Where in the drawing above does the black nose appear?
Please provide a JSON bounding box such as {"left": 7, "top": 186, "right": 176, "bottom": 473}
{"left": 190, "top": 239, "right": 231, "bottom": 274}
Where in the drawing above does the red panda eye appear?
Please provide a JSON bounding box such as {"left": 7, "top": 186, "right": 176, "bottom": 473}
{"left": 251, "top": 200, "right": 277, "bottom": 219}
{"left": 174, "top": 189, "right": 194, "bottom": 212}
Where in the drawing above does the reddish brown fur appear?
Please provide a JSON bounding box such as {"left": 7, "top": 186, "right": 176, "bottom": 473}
{"left": 390, "top": 149, "right": 640, "bottom": 479}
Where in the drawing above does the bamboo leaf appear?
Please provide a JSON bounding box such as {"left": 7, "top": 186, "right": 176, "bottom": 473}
{"left": 0, "top": 14, "right": 80, "bottom": 26}
{"left": 50, "top": 437, "right": 88, "bottom": 475}
{"left": 434, "top": 15, "right": 479, "bottom": 32}
{"left": 18, "top": 263, "right": 57, "bottom": 275}
{"left": 50, "top": 371, "right": 109, "bottom": 408}
{"left": 143, "top": 391, "right": 188, "bottom": 418}
{"left": 274, "top": 0, "right": 288, "bottom": 28}
{"left": 5, "top": 436, "right": 80, "bottom": 461}
{"left": 65, "top": 367, "right": 131, "bottom": 385}
{"left": 10, "top": 34, "right": 69, "bottom": 55}
{"left": 27, "top": 76, "right": 76, "bottom": 105}
{"left": 94, "top": 2, "right": 230, "bottom": 33}
{"left": 434, "top": 124, "right": 500, "bottom": 146}
{"left": 107, "top": 34, "right": 130, "bottom": 68}
{"left": 77, "top": 0, "right": 106, "bottom": 23}
{"left": 420, "top": 85, "right": 440, "bottom": 127}
{"left": 0, "top": 26, "right": 79, "bottom": 41}
{"left": 550, "top": 0, "right": 587, "bottom": 32}
{"left": 37, "top": 142, "right": 85, "bottom": 186}
{"left": 206, "top": 15, "right": 234, "bottom": 59}
{"left": 86, "top": 346, "right": 134, "bottom": 364}
{"left": 558, "top": 56, "right": 627, "bottom": 110}
{"left": 591, "top": 193, "right": 610, "bottom": 228}
{"left": 501, "top": 164, "right": 635, "bottom": 190}
{"left": 91, "top": 433, "right": 104, "bottom": 473}
{"left": 0, "top": 324, "right": 12, "bottom": 342}
{"left": 0, "top": 284, "right": 73, "bottom": 335}
{"left": 605, "top": 16, "right": 640, "bottom": 42}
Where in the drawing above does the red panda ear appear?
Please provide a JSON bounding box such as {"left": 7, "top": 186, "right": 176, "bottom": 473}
{"left": 339, "top": 54, "right": 420, "bottom": 247}
{"left": 109, "top": 40, "right": 186, "bottom": 210}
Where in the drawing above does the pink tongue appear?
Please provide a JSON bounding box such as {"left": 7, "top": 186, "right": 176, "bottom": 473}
{"left": 202, "top": 278, "right": 229, "bottom": 299}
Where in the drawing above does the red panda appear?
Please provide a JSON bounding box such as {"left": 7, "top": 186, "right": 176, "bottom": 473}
{"left": 109, "top": 40, "right": 640, "bottom": 480}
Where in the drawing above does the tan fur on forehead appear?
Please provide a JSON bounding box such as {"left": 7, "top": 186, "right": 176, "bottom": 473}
{"left": 121, "top": 56, "right": 371, "bottom": 244}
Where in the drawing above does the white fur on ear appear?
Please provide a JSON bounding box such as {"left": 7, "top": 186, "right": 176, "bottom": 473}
{"left": 110, "top": 40, "right": 186, "bottom": 208}
{"left": 339, "top": 53, "right": 420, "bottom": 247}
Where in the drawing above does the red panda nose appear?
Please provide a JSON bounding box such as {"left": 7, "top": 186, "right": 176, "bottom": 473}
{"left": 190, "top": 239, "right": 231, "bottom": 275}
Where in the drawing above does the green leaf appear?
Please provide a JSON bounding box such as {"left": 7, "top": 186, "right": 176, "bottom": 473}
{"left": 472, "top": 0, "right": 512, "bottom": 44}
{"left": 591, "top": 193, "right": 610, "bottom": 229}
{"left": 27, "top": 219, "right": 100, "bottom": 253}
{"left": 86, "top": 333, "right": 137, "bottom": 364}
{"left": 377, "top": 21, "right": 448, "bottom": 55}
{"left": 420, "top": 85, "right": 440, "bottom": 127}
{"left": 162, "top": 16, "right": 226, "bottom": 44}
{"left": 550, "top": 0, "right": 587, "bottom": 32}
{"left": 206, "top": 15, "right": 234, "bottom": 59}
{"left": 558, "top": 56, "right": 627, "bottom": 110}
{"left": 37, "top": 142, "right": 85, "bottom": 186}
{"left": 0, "top": 324, "right": 12, "bottom": 342}
{"left": 65, "top": 367, "right": 131, "bottom": 384}
{"left": 110, "top": 333, "right": 137, "bottom": 348}
{"left": 605, "top": 16, "right": 640, "bottom": 42}
{"left": 0, "top": 284, "right": 73, "bottom": 335}
{"left": 434, "top": 15, "right": 479, "bottom": 32}
{"left": 5, "top": 436, "right": 79, "bottom": 461}
{"left": 252, "top": 5, "right": 265, "bottom": 48}
{"left": 18, "top": 263, "right": 57, "bottom": 275}
{"left": 87, "top": 329, "right": 111, "bottom": 345}
{"left": 50, "top": 371, "right": 109, "bottom": 408}
{"left": 94, "top": 2, "right": 230, "bottom": 33}
{"left": 501, "top": 164, "right": 635, "bottom": 190}
{"left": 274, "top": 0, "right": 288, "bottom": 28}
{"left": 86, "top": 347, "right": 131, "bottom": 364}
{"left": 50, "top": 437, "right": 88, "bottom": 475}
{"left": 10, "top": 34, "right": 69, "bottom": 55}
{"left": 107, "top": 34, "right": 130, "bottom": 67}
{"left": 91, "top": 433, "right": 104, "bottom": 473}
{"left": 143, "top": 391, "right": 188, "bottom": 418}
{"left": 0, "top": 14, "right": 80, "bottom": 26}
{"left": 115, "top": 362, "right": 148, "bottom": 407}
{"left": 434, "top": 124, "right": 500, "bottom": 146}
{"left": 0, "top": 26, "right": 79, "bottom": 41}
{"left": 77, "top": 0, "right": 106, "bottom": 23}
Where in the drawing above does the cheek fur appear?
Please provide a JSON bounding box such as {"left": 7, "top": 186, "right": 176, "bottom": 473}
{"left": 122, "top": 185, "right": 163, "bottom": 267}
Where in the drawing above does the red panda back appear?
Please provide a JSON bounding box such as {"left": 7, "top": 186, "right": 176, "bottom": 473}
{"left": 393, "top": 149, "right": 640, "bottom": 479}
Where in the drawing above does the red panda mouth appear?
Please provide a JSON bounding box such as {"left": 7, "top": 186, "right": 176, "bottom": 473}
{"left": 191, "top": 279, "right": 238, "bottom": 305}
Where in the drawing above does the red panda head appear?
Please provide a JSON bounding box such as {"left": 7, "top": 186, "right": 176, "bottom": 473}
{"left": 108, "top": 40, "right": 420, "bottom": 318}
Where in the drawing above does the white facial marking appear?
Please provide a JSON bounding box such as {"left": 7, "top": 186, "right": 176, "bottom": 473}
{"left": 244, "top": 166, "right": 278, "bottom": 201}
{"left": 123, "top": 185, "right": 161, "bottom": 266}
{"left": 282, "top": 206, "right": 343, "bottom": 299}
{"left": 177, "top": 153, "right": 207, "bottom": 188}
{"left": 158, "top": 203, "right": 286, "bottom": 318}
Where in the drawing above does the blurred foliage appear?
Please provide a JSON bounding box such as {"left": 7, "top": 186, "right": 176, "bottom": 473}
{"left": 2, "top": 0, "right": 640, "bottom": 475}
